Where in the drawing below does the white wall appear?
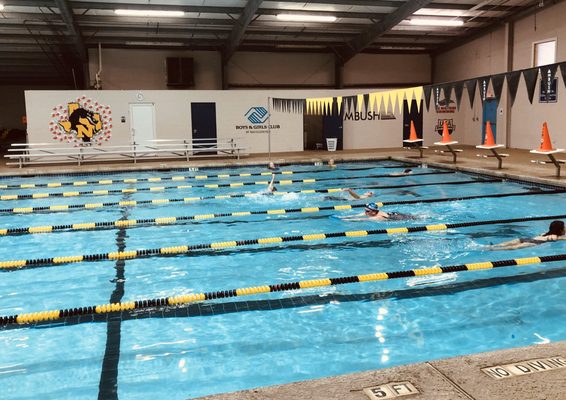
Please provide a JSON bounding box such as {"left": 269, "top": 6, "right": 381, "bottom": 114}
{"left": 509, "top": 2, "right": 566, "bottom": 149}
{"left": 432, "top": 0, "right": 566, "bottom": 149}
{"left": 25, "top": 88, "right": 410, "bottom": 153}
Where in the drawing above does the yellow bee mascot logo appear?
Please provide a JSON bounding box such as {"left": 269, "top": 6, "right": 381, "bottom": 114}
{"left": 49, "top": 96, "right": 112, "bottom": 145}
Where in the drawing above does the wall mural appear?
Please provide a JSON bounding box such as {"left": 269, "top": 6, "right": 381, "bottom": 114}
{"left": 49, "top": 95, "right": 112, "bottom": 146}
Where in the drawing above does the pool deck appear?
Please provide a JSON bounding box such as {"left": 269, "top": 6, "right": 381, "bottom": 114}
{"left": 1, "top": 145, "right": 565, "bottom": 188}
{"left": 1, "top": 146, "right": 564, "bottom": 400}
{"left": 196, "top": 341, "right": 566, "bottom": 400}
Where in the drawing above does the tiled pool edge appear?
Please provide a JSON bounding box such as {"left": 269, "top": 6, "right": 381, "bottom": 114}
{"left": 195, "top": 340, "right": 566, "bottom": 400}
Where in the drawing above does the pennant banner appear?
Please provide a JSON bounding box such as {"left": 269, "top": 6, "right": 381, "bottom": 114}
{"left": 522, "top": 68, "right": 539, "bottom": 104}
{"left": 465, "top": 79, "right": 477, "bottom": 109}
{"left": 442, "top": 84, "right": 453, "bottom": 109}
{"left": 560, "top": 62, "right": 566, "bottom": 89}
{"left": 453, "top": 81, "right": 464, "bottom": 110}
{"left": 273, "top": 61, "right": 564, "bottom": 118}
{"left": 505, "top": 71, "right": 521, "bottom": 107}
{"left": 423, "top": 86, "right": 432, "bottom": 112}
{"left": 271, "top": 98, "right": 305, "bottom": 113}
{"left": 412, "top": 86, "right": 424, "bottom": 112}
{"left": 491, "top": 73, "right": 506, "bottom": 104}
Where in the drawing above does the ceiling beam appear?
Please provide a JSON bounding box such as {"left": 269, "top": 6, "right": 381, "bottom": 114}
{"left": 282, "top": 0, "right": 518, "bottom": 12}
{"left": 54, "top": 0, "right": 87, "bottom": 61}
{"left": 2, "top": 0, "right": 522, "bottom": 14}
{"left": 433, "top": 0, "right": 566, "bottom": 55}
{"left": 338, "top": 0, "right": 434, "bottom": 63}
{"left": 225, "top": 0, "right": 263, "bottom": 62}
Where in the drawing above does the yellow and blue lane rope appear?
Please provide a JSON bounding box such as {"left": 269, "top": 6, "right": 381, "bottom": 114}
{"left": 0, "top": 166, "right": 380, "bottom": 190}
{"left": 1, "top": 188, "right": 565, "bottom": 240}
{"left": 2, "top": 253, "right": 565, "bottom": 327}
{"left": 2, "top": 214, "right": 566, "bottom": 270}
{"left": 0, "top": 171, "right": 455, "bottom": 201}
{"left": 0, "top": 177, "right": 506, "bottom": 214}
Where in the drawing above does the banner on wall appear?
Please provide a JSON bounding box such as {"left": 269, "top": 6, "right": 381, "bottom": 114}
{"left": 272, "top": 86, "right": 423, "bottom": 118}
{"left": 49, "top": 95, "right": 112, "bottom": 146}
{"left": 271, "top": 61, "right": 566, "bottom": 118}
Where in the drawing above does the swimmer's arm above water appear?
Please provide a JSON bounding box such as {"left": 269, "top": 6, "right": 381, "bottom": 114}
{"left": 342, "top": 188, "right": 361, "bottom": 199}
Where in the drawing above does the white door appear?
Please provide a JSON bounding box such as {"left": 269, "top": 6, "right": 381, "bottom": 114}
{"left": 130, "top": 103, "right": 155, "bottom": 145}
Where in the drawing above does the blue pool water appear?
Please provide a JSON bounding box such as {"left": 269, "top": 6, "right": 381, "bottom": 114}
{"left": 0, "top": 161, "right": 565, "bottom": 399}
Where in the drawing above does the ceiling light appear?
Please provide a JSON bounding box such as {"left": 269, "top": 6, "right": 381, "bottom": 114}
{"left": 0, "top": 4, "right": 4, "bottom": 11}
{"left": 380, "top": 46, "right": 427, "bottom": 51}
{"left": 126, "top": 41, "right": 184, "bottom": 46}
{"left": 276, "top": 14, "right": 336, "bottom": 23}
{"left": 115, "top": 9, "right": 185, "bottom": 17}
{"left": 276, "top": 44, "right": 326, "bottom": 49}
{"left": 409, "top": 18, "right": 464, "bottom": 26}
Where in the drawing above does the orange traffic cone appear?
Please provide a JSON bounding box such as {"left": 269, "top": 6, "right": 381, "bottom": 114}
{"left": 483, "top": 121, "right": 496, "bottom": 146}
{"left": 441, "top": 120, "right": 452, "bottom": 143}
{"left": 408, "top": 121, "right": 419, "bottom": 141}
{"left": 538, "top": 122, "right": 555, "bottom": 151}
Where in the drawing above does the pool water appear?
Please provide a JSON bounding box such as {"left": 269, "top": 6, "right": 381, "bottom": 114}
{"left": 0, "top": 161, "right": 565, "bottom": 400}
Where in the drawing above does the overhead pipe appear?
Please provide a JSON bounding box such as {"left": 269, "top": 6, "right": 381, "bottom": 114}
{"left": 94, "top": 43, "right": 102, "bottom": 90}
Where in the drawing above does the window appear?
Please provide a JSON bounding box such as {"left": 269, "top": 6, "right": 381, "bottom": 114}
{"left": 533, "top": 39, "right": 556, "bottom": 67}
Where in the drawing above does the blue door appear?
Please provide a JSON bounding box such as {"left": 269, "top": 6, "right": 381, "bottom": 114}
{"left": 191, "top": 102, "right": 217, "bottom": 140}
{"left": 191, "top": 102, "right": 217, "bottom": 154}
{"left": 482, "top": 99, "right": 497, "bottom": 143}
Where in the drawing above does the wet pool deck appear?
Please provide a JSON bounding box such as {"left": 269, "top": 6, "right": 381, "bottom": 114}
{"left": 1, "top": 146, "right": 564, "bottom": 400}
{"left": 196, "top": 341, "right": 566, "bottom": 400}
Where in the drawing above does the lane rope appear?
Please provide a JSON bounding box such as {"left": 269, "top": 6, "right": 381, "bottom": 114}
{"left": 2, "top": 192, "right": 565, "bottom": 237}
{"left": 2, "top": 213, "right": 566, "bottom": 270}
{"left": 0, "top": 171, "right": 454, "bottom": 201}
{"left": 0, "top": 177, "right": 504, "bottom": 215}
{"left": 2, "top": 253, "right": 565, "bottom": 328}
{"left": 0, "top": 166, "right": 392, "bottom": 190}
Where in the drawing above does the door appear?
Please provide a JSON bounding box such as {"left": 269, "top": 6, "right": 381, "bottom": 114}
{"left": 191, "top": 102, "right": 217, "bottom": 153}
{"left": 482, "top": 98, "right": 497, "bottom": 143}
{"left": 322, "top": 99, "right": 343, "bottom": 150}
{"left": 303, "top": 115, "right": 324, "bottom": 150}
{"left": 402, "top": 99, "right": 423, "bottom": 145}
{"left": 129, "top": 103, "right": 155, "bottom": 145}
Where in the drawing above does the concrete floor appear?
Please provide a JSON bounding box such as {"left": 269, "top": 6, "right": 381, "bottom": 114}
{"left": 1, "top": 146, "right": 565, "bottom": 400}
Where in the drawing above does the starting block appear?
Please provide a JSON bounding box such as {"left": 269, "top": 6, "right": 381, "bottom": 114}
{"left": 530, "top": 149, "right": 565, "bottom": 177}
{"left": 476, "top": 144, "right": 508, "bottom": 169}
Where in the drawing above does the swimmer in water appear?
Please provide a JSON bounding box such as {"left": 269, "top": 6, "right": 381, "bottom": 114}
{"left": 340, "top": 202, "right": 415, "bottom": 221}
{"left": 486, "top": 220, "right": 566, "bottom": 250}
{"left": 324, "top": 188, "right": 375, "bottom": 201}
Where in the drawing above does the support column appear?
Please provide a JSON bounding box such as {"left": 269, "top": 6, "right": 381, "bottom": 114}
{"left": 335, "top": 58, "right": 344, "bottom": 89}
{"left": 504, "top": 21, "right": 514, "bottom": 147}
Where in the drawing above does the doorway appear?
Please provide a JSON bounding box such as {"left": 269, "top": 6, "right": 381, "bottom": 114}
{"left": 303, "top": 100, "right": 343, "bottom": 151}
{"left": 129, "top": 103, "right": 155, "bottom": 144}
{"left": 190, "top": 102, "right": 217, "bottom": 154}
{"left": 303, "top": 115, "right": 324, "bottom": 150}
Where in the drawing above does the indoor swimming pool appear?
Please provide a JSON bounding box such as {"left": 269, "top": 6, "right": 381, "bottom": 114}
{"left": 0, "top": 160, "right": 565, "bottom": 399}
